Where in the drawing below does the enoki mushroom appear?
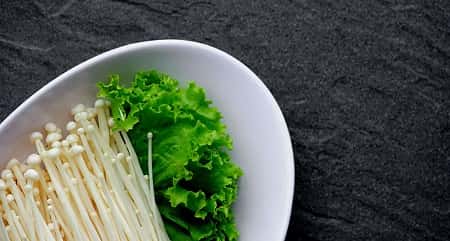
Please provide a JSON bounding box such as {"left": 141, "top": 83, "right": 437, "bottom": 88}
{"left": 0, "top": 100, "right": 170, "bottom": 241}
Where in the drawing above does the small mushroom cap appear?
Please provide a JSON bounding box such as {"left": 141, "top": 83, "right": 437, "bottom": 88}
{"left": 61, "top": 140, "right": 70, "bottom": 147}
{"left": 46, "top": 132, "right": 62, "bottom": 144}
{"left": 24, "top": 169, "right": 39, "bottom": 181}
{"left": 77, "top": 128, "right": 85, "bottom": 135}
{"left": 95, "top": 99, "right": 105, "bottom": 108}
{"left": 26, "top": 154, "right": 41, "bottom": 165}
{"left": 66, "top": 134, "right": 79, "bottom": 144}
{"left": 46, "top": 148, "right": 61, "bottom": 159}
{"left": 70, "top": 145, "right": 84, "bottom": 155}
{"left": 6, "top": 159, "right": 20, "bottom": 169}
{"left": 1, "top": 169, "right": 13, "bottom": 179}
{"left": 74, "top": 112, "right": 88, "bottom": 122}
{"left": 30, "top": 132, "right": 43, "bottom": 143}
{"left": 45, "top": 123, "right": 58, "bottom": 133}
{"left": 71, "top": 104, "right": 85, "bottom": 115}
{"left": 66, "top": 121, "right": 77, "bottom": 132}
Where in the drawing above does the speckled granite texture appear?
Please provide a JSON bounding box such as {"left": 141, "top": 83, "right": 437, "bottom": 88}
{"left": 1, "top": 0, "right": 449, "bottom": 240}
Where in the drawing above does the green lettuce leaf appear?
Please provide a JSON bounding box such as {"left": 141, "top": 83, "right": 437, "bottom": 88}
{"left": 97, "top": 70, "right": 242, "bottom": 241}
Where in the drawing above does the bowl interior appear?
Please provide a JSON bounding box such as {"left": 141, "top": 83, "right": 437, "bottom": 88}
{"left": 0, "top": 40, "right": 294, "bottom": 241}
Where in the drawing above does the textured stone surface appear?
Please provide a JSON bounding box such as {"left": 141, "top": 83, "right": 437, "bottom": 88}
{"left": 1, "top": 0, "right": 449, "bottom": 240}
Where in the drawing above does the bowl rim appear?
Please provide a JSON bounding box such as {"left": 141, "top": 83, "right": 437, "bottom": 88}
{"left": 0, "top": 39, "right": 295, "bottom": 240}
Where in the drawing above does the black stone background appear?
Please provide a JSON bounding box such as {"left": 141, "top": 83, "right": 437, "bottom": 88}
{"left": 1, "top": 1, "right": 449, "bottom": 240}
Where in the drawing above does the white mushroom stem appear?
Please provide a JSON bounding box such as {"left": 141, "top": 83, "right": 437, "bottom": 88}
{"left": 148, "top": 133, "right": 169, "bottom": 241}
{"left": 79, "top": 123, "right": 106, "bottom": 176}
{"left": 11, "top": 211, "right": 28, "bottom": 241}
{"left": 104, "top": 101, "right": 112, "bottom": 131}
{"left": 111, "top": 132, "right": 130, "bottom": 162}
{"left": 112, "top": 155, "right": 149, "bottom": 239}
{"left": 147, "top": 133, "right": 155, "bottom": 201}
{"left": 121, "top": 132, "right": 153, "bottom": 209}
{"left": 25, "top": 169, "right": 56, "bottom": 241}
{"left": 108, "top": 155, "right": 142, "bottom": 240}
{"left": 54, "top": 155, "right": 101, "bottom": 241}
{"left": 95, "top": 99, "right": 110, "bottom": 144}
{"left": 61, "top": 149, "right": 106, "bottom": 241}
{"left": 66, "top": 121, "right": 78, "bottom": 134}
{"left": 7, "top": 198, "right": 23, "bottom": 229}
{"left": 7, "top": 159, "right": 26, "bottom": 192}
{"left": 1, "top": 169, "right": 33, "bottom": 239}
{"left": 98, "top": 186, "right": 122, "bottom": 241}
{"left": 97, "top": 153, "right": 129, "bottom": 241}
{"left": 94, "top": 104, "right": 158, "bottom": 241}
{"left": 47, "top": 195, "right": 73, "bottom": 241}
{"left": 0, "top": 180, "right": 21, "bottom": 241}
{"left": 27, "top": 154, "right": 50, "bottom": 224}
{"left": 0, "top": 212, "right": 10, "bottom": 241}
{"left": 30, "top": 132, "right": 46, "bottom": 155}
{"left": 77, "top": 128, "right": 103, "bottom": 178}
{"left": 71, "top": 147, "right": 120, "bottom": 241}
{"left": 5, "top": 225, "right": 19, "bottom": 241}
{"left": 1, "top": 101, "right": 171, "bottom": 241}
{"left": 112, "top": 154, "right": 155, "bottom": 234}
{"left": 48, "top": 205, "right": 63, "bottom": 241}
{"left": 41, "top": 149, "right": 86, "bottom": 241}
{"left": 23, "top": 182, "right": 37, "bottom": 241}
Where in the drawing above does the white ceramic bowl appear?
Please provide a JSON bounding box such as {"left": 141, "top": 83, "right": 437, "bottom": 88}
{"left": 0, "top": 40, "right": 294, "bottom": 240}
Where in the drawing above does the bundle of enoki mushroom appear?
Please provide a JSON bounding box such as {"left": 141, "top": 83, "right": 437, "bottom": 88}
{"left": 0, "top": 100, "right": 170, "bottom": 241}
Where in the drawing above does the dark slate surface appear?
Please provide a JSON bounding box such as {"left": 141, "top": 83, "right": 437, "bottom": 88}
{"left": 1, "top": 0, "right": 449, "bottom": 240}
